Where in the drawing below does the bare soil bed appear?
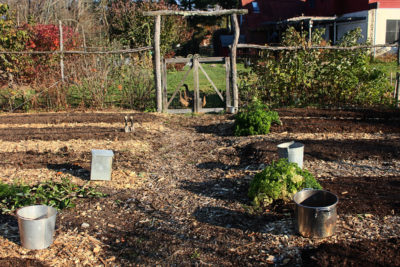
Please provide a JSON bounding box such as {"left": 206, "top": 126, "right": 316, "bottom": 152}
{"left": 0, "top": 108, "right": 399, "bottom": 266}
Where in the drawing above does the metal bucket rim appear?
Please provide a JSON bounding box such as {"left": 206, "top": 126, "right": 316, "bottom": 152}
{"left": 293, "top": 189, "right": 338, "bottom": 210}
{"left": 277, "top": 141, "right": 304, "bottom": 149}
{"left": 16, "top": 205, "right": 57, "bottom": 221}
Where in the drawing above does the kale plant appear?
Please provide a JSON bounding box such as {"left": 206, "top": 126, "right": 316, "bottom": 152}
{"left": 248, "top": 159, "right": 322, "bottom": 207}
{"left": 234, "top": 100, "right": 281, "bottom": 136}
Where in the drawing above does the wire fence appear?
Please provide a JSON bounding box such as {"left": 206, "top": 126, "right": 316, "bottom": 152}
{"left": 1, "top": 40, "right": 399, "bottom": 112}
{"left": 0, "top": 45, "right": 154, "bottom": 112}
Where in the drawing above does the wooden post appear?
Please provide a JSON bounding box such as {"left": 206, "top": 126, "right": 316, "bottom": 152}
{"left": 230, "top": 14, "right": 240, "bottom": 112}
{"left": 225, "top": 57, "right": 231, "bottom": 108}
{"left": 59, "top": 20, "right": 64, "bottom": 83}
{"left": 162, "top": 58, "right": 168, "bottom": 112}
{"left": 396, "top": 72, "right": 400, "bottom": 108}
{"left": 397, "top": 38, "right": 399, "bottom": 66}
{"left": 333, "top": 21, "right": 337, "bottom": 44}
{"left": 193, "top": 56, "right": 200, "bottom": 113}
{"left": 154, "top": 15, "right": 162, "bottom": 112}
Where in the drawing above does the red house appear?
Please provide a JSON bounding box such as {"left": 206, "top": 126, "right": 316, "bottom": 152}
{"left": 240, "top": 0, "right": 400, "bottom": 52}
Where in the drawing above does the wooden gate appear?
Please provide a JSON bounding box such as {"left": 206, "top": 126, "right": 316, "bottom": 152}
{"left": 162, "top": 55, "right": 231, "bottom": 113}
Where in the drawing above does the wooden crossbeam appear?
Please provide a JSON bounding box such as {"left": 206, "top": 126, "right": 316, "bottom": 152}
{"left": 143, "top": 9, "right": 248, "bottom": 17}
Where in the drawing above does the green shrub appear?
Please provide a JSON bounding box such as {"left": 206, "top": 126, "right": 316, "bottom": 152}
{"left": 0, "top": 177, "right": 106, "bottom": 214}
{"left": 234, "top": 100, "right": 281, "bottom": 136}
{"left": 240, "top": 27, "right": 393, "bottom": 107}
{"left": 248, "top": 159, "right": 322, "bottom": 207}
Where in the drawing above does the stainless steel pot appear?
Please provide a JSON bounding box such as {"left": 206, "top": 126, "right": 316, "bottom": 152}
{"left": 293, "top": 189, "right": 338, "bottom": 238}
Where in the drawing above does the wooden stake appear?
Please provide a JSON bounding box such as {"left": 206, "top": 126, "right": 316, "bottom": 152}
{"left": 231, "top": 14, "right": 240, "bottom": 111}
{"left": 225, "top": 57, "right": 231, "bottom": 108}
{"left": 396, "top": 72, "right": 400, "bottom": 108}
{"left": 193, "top": 56, "right": 200, "bottom": 113}
{"left": 59, "top": 20, "right": 65, "bottom": 83}
{"left": 154, "top": 15, "right": 162, "bottom": 112}
{"left": 397, "top": 41, "right": 399, "bottom": 66}
{"left": 162, "top": 58, "right": 167, "bottom": 112}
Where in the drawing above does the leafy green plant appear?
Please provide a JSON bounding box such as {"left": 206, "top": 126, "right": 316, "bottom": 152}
{"left": 248, "top": 159, "right": 322, "bottom": 208}
{"left": 241, "top": 27, "right": 393, "bottom": 108}
{"left": 0, "top": 177, "right": 106, "bottom": 214}
{"left": 234, "top": 100, "right": 281, "bottom": 136}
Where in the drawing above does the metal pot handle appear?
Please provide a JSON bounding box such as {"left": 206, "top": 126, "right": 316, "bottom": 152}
{"left": 317, "top": 207, "right": 331, "bottom": 212}
{"left": 314, "top": 207, "right": 332, "bottom": 218}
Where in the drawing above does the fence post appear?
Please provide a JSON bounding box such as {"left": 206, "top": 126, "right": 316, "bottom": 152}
{"left": 59, "top": 20, "right": 64, "bottom": 83}
{"left": 397, "top": 38, "right": 400, "bottom": 66}
{"left": 162, "top": 58, "right": 168, "bottom": 112}
{"left": 193, "top": 56, "right": 200, "bottom": 113}
{"left": 396, "top": 72, "right": 400, "bottom": 108}
{"left": 225, "top": 57, "right": 231, "bottom": 109}
{"left": 154, "top": 15, "right": 162, "bottom": 112}
{"left": 230, "top": 13, "right": 240, "bottom": 112}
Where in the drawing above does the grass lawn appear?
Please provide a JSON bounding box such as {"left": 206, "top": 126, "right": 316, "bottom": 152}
{"left": 166, "top": 62, "right": 228, "bottom": 94}
{"left": 370, "top": 59, "right": 400, "bottom": 86}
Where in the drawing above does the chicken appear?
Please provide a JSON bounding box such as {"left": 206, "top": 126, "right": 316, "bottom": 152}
{"left": 202, "top": 95, "right": 206, "bottom": 108}
{"left": 179, "top": 90, "right": 190, "bottom": 107}
{"left": 183, "top": 84, "right": 192, "bottom": 101}
{"left": 179, "top": 84, "right": 192, "bottom": 107}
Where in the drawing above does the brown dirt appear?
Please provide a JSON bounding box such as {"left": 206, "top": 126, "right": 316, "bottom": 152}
{"left": 301, "top": 237, "right": 400, "bottom": 267}
{"left": 0, "top": 257, "right": 49, "bottom": 267}
{"left": 0, "top": 107, "right": 399, "bottom": 266}
{"left": 321, "top": 176, "right": 400, "bottom": 216}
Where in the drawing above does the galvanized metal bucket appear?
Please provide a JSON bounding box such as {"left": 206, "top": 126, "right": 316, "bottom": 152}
{"left": 17, "top": 205, "right": 57, "bottom": 249}
{"left": 226, "top": 106, "right": 236, "bottom": 114}
{"left": 277, "top": 141, "right": 304, "bottom": 168}
{"left": 90, "top": 149, "right": 114, "bottom": 181}
{"left": 293, "top": 189, "right": 338, "bottom": 238}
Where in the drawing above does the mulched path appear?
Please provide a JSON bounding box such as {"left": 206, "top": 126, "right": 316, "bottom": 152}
{"left": 0, "top": 107, "right": 399, "bottom": 266}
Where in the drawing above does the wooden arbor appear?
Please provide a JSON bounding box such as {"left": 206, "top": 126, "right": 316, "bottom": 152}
{"left": 144, "top": 9, "right": 248, "bottom": 113}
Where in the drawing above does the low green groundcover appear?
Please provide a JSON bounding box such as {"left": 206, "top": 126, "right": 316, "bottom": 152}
{"left": 0, "top": 177, "right": 106, "bottom": 214}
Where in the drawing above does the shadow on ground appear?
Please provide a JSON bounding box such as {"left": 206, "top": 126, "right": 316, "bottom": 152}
{"left": 301, "top": 237, "right": 400, "bottom": 267}
{"left": 0, "top": 257, "right": 49, "bottom": 267}
{"left": 239, "top": 138, "right": 400, "bottom": 164}
{"left": 193, "top": 206, "right": 285, "bottom": 233}
{"left": 47, "top": 163, "right": 90, "bottom": 180}
{"left": 180, "top": 177, "right": 250, "bottom": 204}
{"left": 194, "top": 121, "right": 234, "bottom": 136}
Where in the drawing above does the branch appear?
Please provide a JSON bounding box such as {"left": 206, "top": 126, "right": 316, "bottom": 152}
{"left": 0, "top": 47, "right": 153, "bottom": 55}
{"left": 143, "top": 9, "right": 248, "bottom": 17}
{"left": 236, "top": 43, "right": 399, "bottom": 51}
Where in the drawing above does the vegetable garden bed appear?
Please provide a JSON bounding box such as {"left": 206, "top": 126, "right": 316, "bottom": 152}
{"left": 0, "top": 108, "right": 399, "bottom": 266}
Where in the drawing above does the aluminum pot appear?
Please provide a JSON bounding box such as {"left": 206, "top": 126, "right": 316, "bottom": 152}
{"left": 293, "top": 189, "right": 338, "bottom": 238}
